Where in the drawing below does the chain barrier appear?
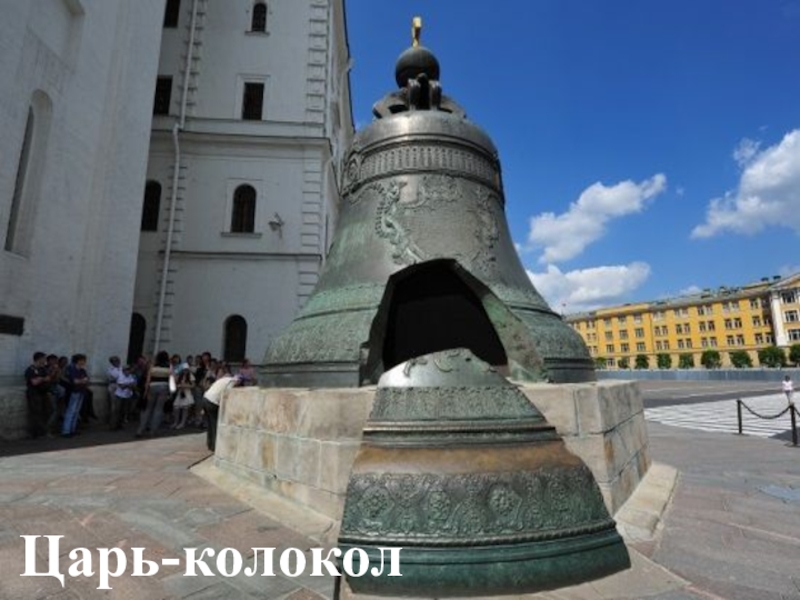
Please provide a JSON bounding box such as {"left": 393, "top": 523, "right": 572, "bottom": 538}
{"left": 739, "top": 402, "right": 791, "bottom": 420}
{"left": 736, "top": 399, "right": 798, "bottom": 446}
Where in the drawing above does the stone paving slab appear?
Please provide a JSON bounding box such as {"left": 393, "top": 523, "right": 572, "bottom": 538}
{"left": 647, "top": 422, "right": 800, "bottom": 600}
{"left": 339, "top": 547, "right": 689, "bottom": 600}
{"left": 1, "top": 419, "right": 799, "bottom": 599}
{"left": 0, "top": 427, "right": 334, "bottom": 600}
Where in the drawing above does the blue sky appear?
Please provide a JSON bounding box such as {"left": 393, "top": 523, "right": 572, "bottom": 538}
{"left": 346, "top": 1, "right": 800, "bottom": 313}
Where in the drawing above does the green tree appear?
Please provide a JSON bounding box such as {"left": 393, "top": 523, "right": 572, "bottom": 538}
{"left": 758, "top": 346, "right": 787, "bottom": 368}
{"left": 729, "top": 350, "right": 752, "bottom": 368}
{"left": 618, "top": 357, "right": 630, "bottom": 369}
{"left": 635, "top": 354, "right": 649, "bottom": 369}
{"left": 594, "top": 356, "right": 607, "bottom": 370}
{"left": 700, "top": 349, "right": 721, "bottom": 369}
{"left": 678, "top": 353, "right": 695, "bottom": 369}
{"left": 656, "top": 353, "right": 672, "bottom": 369}
{"left": 789, "top": 344, "right": 800, "bottom": 367}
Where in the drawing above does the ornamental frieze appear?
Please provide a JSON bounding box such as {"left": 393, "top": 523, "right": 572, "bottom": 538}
{"left": 340, "top": 467, "right": 612, "bottom": 544}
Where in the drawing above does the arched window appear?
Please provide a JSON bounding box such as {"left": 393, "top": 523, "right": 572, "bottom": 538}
{"left": 252, "top": 2, "right": 267, "bottom": 32}
{"left": 224, "top": 315, "right": 247, "bottom": 362}
{"left": 5, "top": 91, "right": 52, "bottom": 255}
{"left": 141, "top": 181, "right": 161, "bottom": 231}
{"left": 127, "top": 313, "right": 146, "bottom": 365}
{"left": 4, "top": 109, "right": 34, "bottom": 252}
{"left": 164, "top": 0, "right": 181, "bottom": 28}
{"left": 231, "top": 184, "right": 256, "bottom": 233}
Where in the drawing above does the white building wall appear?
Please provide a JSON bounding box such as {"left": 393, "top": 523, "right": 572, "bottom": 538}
{"left": 134, "top": 0, "right": 353, "bottom": 362}
{"left": 0, "top": 0, "right": 165, "bottom": 438}
{"left": 771, "top": 292, "right": 788, "bottom": 347}
{"left": 769, "top": 276, "right": 800, "bottom": 349}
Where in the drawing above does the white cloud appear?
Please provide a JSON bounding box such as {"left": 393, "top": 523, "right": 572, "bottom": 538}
{"left": 527, "top": 262, "right": 651, "bottom": 313}
{"left": 527, "top": 174, "right": 667, "bottom": 264}
{"left": 692, "top": 129, "right": 800, "bottom": 238}
{"left": 733, "top": 137, "right": 761, "bottom": 167}
{"left": 679, "top": 285, "right": 702, "bottom": 296}
{"left": 779, "top": 264, "right": 800, "bottom": 278}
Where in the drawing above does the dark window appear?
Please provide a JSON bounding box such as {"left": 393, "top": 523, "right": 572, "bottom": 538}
{"left": 0, "top": 315, "right": 25, "bottom": 336}
{"left": 242, "top": 83, "right": 264, "bottom": 120}
{"left": 164, "top": 0, "right": 181, "bottom": 28}
{"left": 5, "top": 108, "right": 34, "bottom": 252}
{"left": 141, "top": 181, "right": 161, "bottom": 231}
{"left": 224, "top": 315, "right": 247, "bottom": 362}
{"left": 127, "top": 313, "right": 146, "bottom": 365}
{"left": 231, "top": 185, "right": 256, "bottom": 233}
{"left": 153, "top": 77, "right": 172, "bottom": 115}
{"left": 252, "top": 2, "right": 267, "bottom": 32}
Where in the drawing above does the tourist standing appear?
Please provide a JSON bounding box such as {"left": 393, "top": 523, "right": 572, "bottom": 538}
{"left": 24, "top": 352, "right": 50, "bottom": 438}
{"left": 783, "top": 375, "right": 794, "bottom": 406}
{"left": 45, "top": 354, "right": 62, "bottom": 433}
{"left": 172, "top": 368, "right": 195, "bottom": 430}
{"left": 237, "top": 358, "right": 258, "bottom": 386}
{"left": 203, "top": 375, "right": 240, "bottom": 452}
{"left": 106, "top": 356, "right": 122, "bottom": 424}
{"left": 111, "top": 365, "right": 137, "bottom": 430}
{"left": 62, "top": 354, "right": 89, "bottom": 437}
{"left": 136, "top": 351, "right": 171, "bottom": 437}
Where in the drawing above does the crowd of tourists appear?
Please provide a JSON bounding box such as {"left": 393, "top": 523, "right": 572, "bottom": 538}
{"left": 24, "top": 351, "right": 257, "bottom": 446}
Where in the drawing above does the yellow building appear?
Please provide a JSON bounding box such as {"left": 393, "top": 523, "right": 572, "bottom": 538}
{"left": 564, "top": 275, "right": 800, "bottom": 369}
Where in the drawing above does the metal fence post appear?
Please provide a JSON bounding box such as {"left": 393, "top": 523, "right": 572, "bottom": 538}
{"left": 791, "top": 405, "right": 798, "bottom": 447}
{"left": 737, "top": 399, "right": 743, "bottom": 435}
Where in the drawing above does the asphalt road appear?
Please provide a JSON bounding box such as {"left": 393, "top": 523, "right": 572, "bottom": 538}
{"left": 638, "top": 380, "right": 786, "bottom": 408}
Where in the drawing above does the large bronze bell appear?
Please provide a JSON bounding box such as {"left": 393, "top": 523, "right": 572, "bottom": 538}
{"left": 337, "top": 349, "right": 630, "bottom": 597}
{"left": 265, "top": 19, "right": 631, "bottom": 597}
{"left": 262, "top": 19, "right": 593, "bottom": 387}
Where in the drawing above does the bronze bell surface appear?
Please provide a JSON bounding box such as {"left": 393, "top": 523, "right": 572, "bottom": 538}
{"left": 337, "top": 349, "right": 630, "bottom": 597}
{"left": 262, "top": 19, "right": 594, "bottom": 387}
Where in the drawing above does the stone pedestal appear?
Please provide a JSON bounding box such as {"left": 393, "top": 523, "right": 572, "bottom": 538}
{"left": 213, "top": 380, "right": 649, "bottom": 521}
{"left": 214, "top": 386, "right": 376, "bottom": 520}
{"left": 518, "top": 381, "right": 651, "bottom": 514}
{"left": 0, "top": 385, "right": 27, "bottom": 441}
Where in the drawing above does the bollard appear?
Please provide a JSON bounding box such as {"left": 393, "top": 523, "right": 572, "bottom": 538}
{"left": 792, "top": 405, "right": 798, "bottom": 447}
{"left": 736, "top": 399, "right": 743, "bottom": 435}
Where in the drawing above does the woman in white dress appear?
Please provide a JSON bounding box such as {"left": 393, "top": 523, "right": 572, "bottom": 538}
{"left": 172, "top": 368, "right": 195, "bottom": 430}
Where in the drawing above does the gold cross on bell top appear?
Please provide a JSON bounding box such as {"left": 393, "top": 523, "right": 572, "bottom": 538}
{"left": 412, "top": 16, "right": 422, "bottom": 47}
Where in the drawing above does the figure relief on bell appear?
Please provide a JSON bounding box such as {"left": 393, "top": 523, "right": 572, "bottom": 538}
{"left": 373, "top": 173, "right": 501, "bottom": 272}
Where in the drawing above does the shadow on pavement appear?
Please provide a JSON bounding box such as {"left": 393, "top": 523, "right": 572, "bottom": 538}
{"left": 771, "top": 427, "right": 800, "bottom": 445}
{"left": 0, "top": 421, "right": 206, "bottom": 458}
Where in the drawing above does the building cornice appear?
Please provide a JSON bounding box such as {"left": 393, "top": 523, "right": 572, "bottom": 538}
{"left": 148, "top": 129, "right": 334, "bottom": 158}
{"left": 164, "top": 250, "right": 323, "bottom": 262}
{"left": 566, "top": 282, "right": 785, "bottom": 321}
{"left": 151, "top": 115, "right": 328, "bottom": 141}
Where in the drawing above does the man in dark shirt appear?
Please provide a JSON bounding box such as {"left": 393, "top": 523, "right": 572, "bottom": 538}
{"left": 62, "top": 354, "right": 89, "bottom": 437}
{"left": 25, "top": 352, "right": 51, "bottom": 438}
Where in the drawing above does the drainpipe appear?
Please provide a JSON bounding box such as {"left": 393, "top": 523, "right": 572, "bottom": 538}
{"left": 321, "top": 155, "right": 331, "bottom": 264}
{"left": 154, "top": 0, "right": 198, "bottom": 354}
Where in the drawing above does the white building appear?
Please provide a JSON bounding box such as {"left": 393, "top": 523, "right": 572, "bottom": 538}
{"left": 768, "top": 274, "right": 800, "bottom": 350}
{"left": 0, "top": 0, "right": 353, "bottom": 439}
{"left": 0, "top": 0, "right": 166, "bottom": 439}
{"left": 131, "top": 0, "right": 353, "bottom": 364}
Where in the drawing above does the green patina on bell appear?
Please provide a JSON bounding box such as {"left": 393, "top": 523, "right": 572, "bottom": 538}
{"left": 262, "top": 18, "right": 593, "bottom": 387}
{"left": 338, "top": 349, "right": 630, "bottom": 597}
